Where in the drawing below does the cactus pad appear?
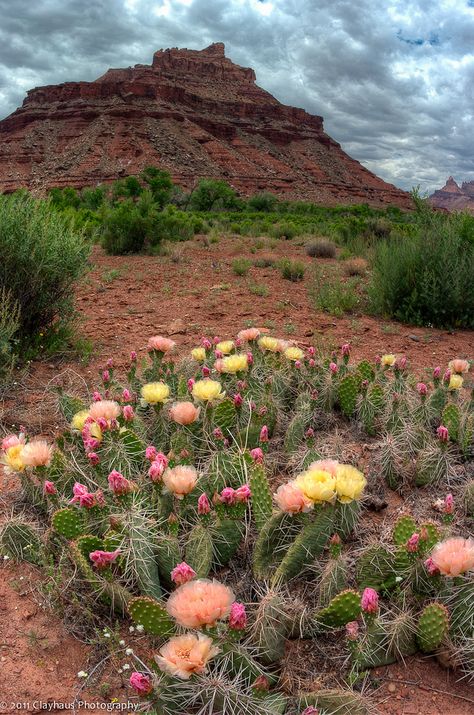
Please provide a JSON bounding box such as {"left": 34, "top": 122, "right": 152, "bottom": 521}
{"left": 184, "top": 524, "right": 213, "bottom": 578}
{"left": 128, "top": 596, "right": 175, "bottom": 637}
{"left": 442, "top": 403, "right": 460, "bottom": 442}
{"left": 392, "top": 515, "right": 417, "bottom": 546}
{"left": 417, "top": 602, "right": 449, "bottom": 653}
{"left": 213, "top": 398, "right": 237, "bottom": 434}
{"left": 75, "top": 534, "right": 104, "bottom": 561}
{"left": 356, "top": 546, "right": 394, "bottom": 591}
{"left": 249, "top": 464, "right": 273, "bottom": 531}
{"left": 338, "top": 375, "right": 358, "bottom": 418}
{"left": 52, "top": 508, "right": 85, "bottom": 539}
{"left": 316, "top": 589, "right": 361, "bottom": 628}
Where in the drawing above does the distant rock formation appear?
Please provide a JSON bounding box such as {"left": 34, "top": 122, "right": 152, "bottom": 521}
{"left": 0, "top": 43, "right": 411, "bottom": 207}
{"left": 429, "top": 176, "right": 474, "bottom": 213}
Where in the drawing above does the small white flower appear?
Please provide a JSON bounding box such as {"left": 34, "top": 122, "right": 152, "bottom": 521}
{"left": 117, "top": 668, "right": 123, "bottom": 674}
{"left": 125, "top": 648, "right": 134, "bottom": 656}
{"left": 103, "top": 631, "right": 111, "bottom": 638}
{"left": 395, "top": 576, "right": 403, "bottom": 583}
{"left": 122, "top": 663, "right": 130, "bottom": 670}
{"left": 3, "top": 555, "right": 9, "bottom": 561}
{"left": 77, "top": 671, "right": 88, "bottom": 679}
{"left": 119, "top": 640, "right": 125, "bottom": 646}
{"left": 136, "top": 624, "right": 144, "bottom": 633}
{"left": 129, "top": 626, "right": 135, "bottom": 633}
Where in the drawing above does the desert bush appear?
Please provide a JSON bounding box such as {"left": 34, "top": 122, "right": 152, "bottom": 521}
{"left": 343, "top": 257, "right": 368, "bottom": 276}
{"left": 0, "top": 287, "right": 20, "bottom": 381}
{"left": 247, "top": 192, "right": 278, "bottom": 212}
{"left": 270, "top": 221, "right": 298, "bottom": 240}
{"left": 369, "top": 217, "right": 474, "bottom": 328}
{"left": 253, "top": 256, "right": 275, "bottom": 268}
{"left": 306, "top": 238, "right": 337, "bottom": 258}
{"left": 0, "top": 193, "right": 89, "bottom": 347}
{"left": 101, "top": 200, "right": 148, "bottom": 254}
{"left": 232, "top": 258, "right": 252, "bottom": 276}
{"left": 309, "top": 266, "right": 362, "bottom": 316}
{"left": 189, "top": 179, "right": 240, "bottom": 211}
{"left": 278, "top": 258, "right": 305, "bottom": 282}
{"left": 140, "top": 166, "right": 173, "bottom": 209}
{"left": 149, "top": 206, "right": 195, "bottom": 246}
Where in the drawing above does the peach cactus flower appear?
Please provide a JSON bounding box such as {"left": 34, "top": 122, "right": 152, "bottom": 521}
{"left": 147, "top": 335, "right": 176, "bottom": 353}
{"left": 237, "top": 327, "right": 261, "bottom": 342}
{"left": 88, "top": 400, "right": 121, "bottom": 423}
{"left": 162, "top": 465, "right": 198, "bottom": 499}
{"left": 166, "top": 578, "right": 235, "bottom": 628}
{"left": 2, "top": 434, "right": 25, "bottom": 451}
{"left": 307, "top": 459, "right": 340, "bottom": 477}
{"left": 274, "top": 481, "right": 313, "bottom": 514}
{"left": 431, "top": 537, "right": 474, "bottom": 577}
{"left": 21, "top": 440, "right": 53, "bottom": 468}
{"left": 169, "top": 402, "right": 200, "bottom": 425}
{"left": 448, "top": 359, "right": 470, "bottom": 374}
{"left": 155, "top": 633, "right": 220, "bottom": 680}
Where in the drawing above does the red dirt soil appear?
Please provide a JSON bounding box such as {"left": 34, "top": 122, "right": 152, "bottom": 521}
{"left": 1, "top": 236, "right": 473, "bottom": 713}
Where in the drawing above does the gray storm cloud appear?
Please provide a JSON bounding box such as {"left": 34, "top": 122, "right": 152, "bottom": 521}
{"left": 0, "top": 0, "right": 472, "bottom": 193}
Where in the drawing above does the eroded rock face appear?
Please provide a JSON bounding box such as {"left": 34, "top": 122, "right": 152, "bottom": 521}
{"left": 429, "top": 177, "right": 474, "bottom": 213}
{"left": 0, "top": 43, "right": 410, "bottom": 207}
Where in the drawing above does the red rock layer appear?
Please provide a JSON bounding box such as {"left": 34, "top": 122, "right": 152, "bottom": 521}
{"left": 429, "top": 177, "right": 474, "bottom": 213}
{"left": 0, "top": 43, "right": 411, "bottom": 207}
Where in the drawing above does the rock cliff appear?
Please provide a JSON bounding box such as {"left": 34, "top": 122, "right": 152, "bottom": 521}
{"left": 0, "top": 43, "right": 411, "bottom": 207}
{"left": 429, "top": 176, "right": 474, "bottom": 213}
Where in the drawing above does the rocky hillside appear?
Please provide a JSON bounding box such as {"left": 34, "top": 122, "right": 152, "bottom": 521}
{"left": 429, "top": 176, "right": 474, "bottom": 213}
{"left": 0, "top": 43, "right": 410, "bottom": 207}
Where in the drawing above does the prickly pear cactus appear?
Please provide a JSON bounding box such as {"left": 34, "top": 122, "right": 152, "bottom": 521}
{"left": 297, "top": 689, "right": 370, "bottom": 715}
{"left": 128, "top": 596, "right": 175, "bottom": 637}
{"left": 249, "top": 463, "right": 272, "bottom": 531}
{"left": 75, "top": 534, "right": 103, "bottom": 561}
{"left": 213, "top": 398, "right": 237, "bottom": 434}
{"left": 211, "top": 517, "right": 245, "bottom": 567}
{"left": 253, "top": 512, "right": 303, "bottom": 580}
{"left": 52, "top": 508, "right": 85, "bottom": 539}
{"left": 184, "top": 524, "right": 213, "bottom": 578}
{"left": 318, "top": 556, "right": 349, "bottom": 606}
{"left": 315, "top": 589, "right": 361, "bottom": 628}
{"left": 207, "top": 450, "right": 249, "bottom": 493}
{"left": 338, "top": 375, "right": 358, "bottom": 418}
{"left": 392, "top": 516, "right": 417, "bottom": 546}
{"left": 283, "top": 395, "right": 313, "bottom": 453}
{"left": 442, "top": 403, "right": 461, "bottom": 442}
{"left": 463, "top": 480, "right": 474, "bottom": 516}
{"left": 417, "top": 602, "right": 449, "bottom": 653}
{"left": 356, "top": 545, "right": 394, "bottom": 591}
{"left": 155, "top": 534, "right": 182, "bottom": 589}
{"left": 251, "top": 592, "right": 289, "bottom": 664}
{"left": 57, "top": 390, "right": 86, "bottom": 423}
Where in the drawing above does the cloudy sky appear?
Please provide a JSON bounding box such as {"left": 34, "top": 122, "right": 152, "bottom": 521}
{"left": 1, "top": 0, "right": 473, "bottom": 193}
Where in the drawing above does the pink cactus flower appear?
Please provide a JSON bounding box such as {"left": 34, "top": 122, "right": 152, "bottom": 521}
{"left": 123, "top": 405, "right": 135, "bottom": 421}
{"left": 233, "top": 393, "right": 243, "bottom": 408}
{"left": 102, "top": 370, "right": 110, "bottom": 383}
{"left": 147, "top": 335, "right": 176, "bottom": 353}
{"left": 92, "top": 391, "right": 102, "bottom": 402}
{"left": 417, "top": 382, "right": 428, "bottom": 396}
{"left": 234, "top": 484, "right": 252, "bottom": 503}
{"left": 229, "top": 602, "right": 247, "bottom": 630}
{"left": 202, "top": 337, "right": 212, "bottom": 350}
{"left": 308, "top": 346, "right": 316, "bottom": 357}
{"left": 108, "top": 470, "right": 133, "bottom": 495}
{"left": 250, "top": 447, "right": 264, "bottom": 464}
{"left": 329, "top": 362, "right": 338, "bottom": 374}
{"left": 146, "top": 445, "right": 158, "bottom": 462}
{"left": 187, "top": 378, "right": 196, "bottom": 393}
{"left": 294, "top": 360, "right": 302, "bottom": 369}
{"left": 220, "top": 487, "right": 236, "bottom": 505}
{"left": 253, "top": 675, "right": 270, "bottom": 692}
{"left": 171, "top": 562, "right": 197, "bottom": 586}
{"left": 259, "top": 425, "right": 269, "bottom": 443}
{"left": 406, "top": 533, "right": 420, "bottom": 553}
{"left": 213, "top": 336, "right": 220, "bottom": 345}
{"left": 198, "top": 493, "right": 211, "bottom": 515}
{"left": 247, "top": 351, "right": 254, "bottom": 365}
{"left": 309, "top": 359, "right": 316, "bottom": 368}
{"left": 1, "top": 433, "right": 25, "bottom": 451}
{"left": 202, "top": 365, "right": 211, "bottom": 377}
{"left": 345, "top": 621, "right": 359, "bottom": 641}
{"left": 122, "top": 388, "right": 132, "bottom": 402}
{"left": 361, "top": 588, "right": 379, "bottom": 614}
{"left": 43, "top": 481, "right": 57, "bottom": 495}
{"left": 424, "top": 557, "right": 440, "bottom": 576}
{"left": 305, "top": 428, "right": 315, "bottom": 439}
{"left": 433, "top": 366, "right": 441, "bottom": 379}
{"left": 449, "top": 359, "right": 470, "bottom": 374}
{"left": 395, "top": 356, "right": 407, "bottom": 370}
{"left": 330, "top": 534, "right": 342, "bottom": 546}
{"left": 89, "top": 549, "right": 120, "bottom": 569}
{"left": 130, "top": 350, "right": 137, "bottom": 362}
{"left": 341, "top": 343, "right": 351, "bottom": 357}
{"left": 129, "top": 672, "right": 153, "bottom": 696}
{"left": 148, "top": 454, "right": 169, "bottom": 482}
{"left": 444, "top": 493, "right": 454, "bottom": 514}
{"left": 437, "top": 425, "right": 449, "bottom": 442}
{"left": 87, "top": 452, "right": 100, "bottom": 466}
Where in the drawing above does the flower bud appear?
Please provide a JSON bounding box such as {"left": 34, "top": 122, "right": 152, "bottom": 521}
{"left": 198, "top": 493, "right": 211, "bottom": 515}
{"left": 123, "top": 405, "right": 134, "bottom": 421}
{"left": 361, "top": 587, "right": 379, "bottom": 614}
{"left": 417, "top": 382, "right": 428, "bottom": 396}
{"left": 43, "top": 480, "right": 57, "bottom": 495}
{"left": 259, "top": 425, "right": 269, "bottom": 443}
{"left": 345, "top": 621, "right": 359, "bottom": 641}
{"left": 129, "top": 672, "right": 153, "bottom": 696}
{"left": 229, "top": 602, "right": 247, "bottom": 630}
{"left": 171, "top": 561, "right": 196, "bottom": 586}
{"left": 329, "top": 362, "right": 338, "bottom": 374}
{"left": 406, "top": 532, "right": 420, "bottom": 553}
{"left": 250, "top": 447, "right": 264, "bottom": 464}
{"left": 437, "top": 425, "right": 449, "bottom": 442}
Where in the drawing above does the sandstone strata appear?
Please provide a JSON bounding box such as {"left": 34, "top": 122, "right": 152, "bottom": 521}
{"left": 429, "top": 176, "right": 474, "bottom": 213}
{"left": 0, "top": 43, "right": 410, "bottom": 207}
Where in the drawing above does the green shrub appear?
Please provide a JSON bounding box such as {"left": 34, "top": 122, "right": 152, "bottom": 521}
{"left": 369, "top": 217, "right": 474, "bottom": 328}
{"left": 306, "top": 239, "right": 337, "bottom": 258}
{"left": 101, "top": 200, "right": 148, "bottom": 254}
{"left": 247, "top": 192, "right": 278, "bottom": 212}
{"left": 149, "top": 206, "right": 195, "bottom": 246}
{"left": 278, "top": 259, "right": 305, "bottom": 282}
{"left": 140, "top": 167, "right": 173, "bottom": 209}
{"left": 248, "top": 283, "right": 269, "bottom": 297}
{"left": 0, "top": 288, "right": 20, "bottom": 381}
{"left": 189, "top": 179, "right": 240, "bottom": 211}
{"left": 270, "top": 222, "right": 298, "bottom": 240}
{"left": 309, "top": 266, "right": 362, "bottom": 316}
{"left": 0, "top": 194, "right": 89, "bottom": 347}
{"left": 232, "top": 258, "right": 252, "bottom": 276}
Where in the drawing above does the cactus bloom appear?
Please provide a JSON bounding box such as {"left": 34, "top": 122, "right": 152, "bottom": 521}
{"left": 221, "top": 354, "right": 248, "bottom": 373}
{"left": 71, "top": 410, "right": 90, "bottom": 431}
{"left": 406, "top": 532, "right": 420, "bottom": 553}
{"left": 335, "top": 465, "right": 367, "bottom": 503}
{"left": 234, "top": 484, "right": 252, "bottom": 502}
{"left": 424, "top": 557, "right": 440, "bottom": 576}
{"left": 197, "top": 493, "right": 211, "bottom": 515}
{"left": 21, "top": 440, "right": 53, "bottom": 468}
{"left": 191, "top": 347, "right": 206, "bottom": 362}
{"left": 229, "top": 602, "right": 247, "bottom": 630}
{"left": 308, "top": 459, "right": 339, "bottom": 477}
{"left": 43, "top": 480, "right": 57, "bottom": 495}
{"left": 145, "top": 445, "right": 157, "bottom": 462}
{"left": 448, "top": 374, "right": 463, "bottom": 391}
{"left": 237, "top": 328, "right": 260, "bottom": 342}
{"left": 155, "top": 633, "right": 220, "bottom": 680}
{"left": 166, "top": 579, "right": 234, "bottom": 629}
{"left": 122, "top": 405, "right": 135, "bottom": 421}
{"left": 301, "top": 709, "right": 319, "bottom": 715}
{"left": 220, "top": 487, "right": 236, "bottom": 505}
{"left": 88, "top": 400, "right": 121, "bottom": 424}
{"left": 295, "top": 468, "right": 336, "bottom": 504}
{"left": 284, "top": 346, "right": 304, "bottom": 362}
{"left": 433, "top": 366, "right": 441, "bottom": 379}
{"left": 129, "top": 672, "right": 153, "bottom": 695}
{"left": 437, "top": 425, "right": 449, "bottom": 442}
{"left": 171, "top": 562, "right": 197, "bottom": 586}
{"left": 89, "top": 549, "right": 120, "bottom": 569}
{"left": 108, "top": 470, "right": 134, "bottom": 495}
{"left": 361, "top": 588, "right": 379, "bottom": 614}
{"left": 448, "top": 359, "right": 470, "bottom": 374}
{"left": 274, "top": 481, "right": 313, "bottom": 514}
{"left": 141, "top": 382, "right": 170, "bottom": 405}
{"left": 381, "top": 354, "right": 396, "bottom": 367}
{"left": 431, "top": 537, "right": 474, "bottom": 577}
{"left": 147, "top": 335, "right": 176, "bottom": 353}
{"left": 169, "top": 401, "right": 200, "bottom": 425}
{"left": 192, "top": 379, "right": 225, "bottom": 402}
{"left": 162, "top": 465, "right": 198, "bottom": 498}
{"left": 216, "top": 340, "right": 234, "bottom": 354}
{"left": 258, "top": 336, "right": 280, "bottom": 352}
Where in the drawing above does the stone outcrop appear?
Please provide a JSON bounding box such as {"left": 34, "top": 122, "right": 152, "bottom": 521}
{"left": 0, "top": 43, "right": 411, "bottom": 207}
{"left": 429, "top": 177, "right": 474, "bottom": 213}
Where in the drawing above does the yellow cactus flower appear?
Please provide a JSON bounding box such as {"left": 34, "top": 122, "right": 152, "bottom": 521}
{"left": 335, "top": 464, "right": 367, "bottom": 503}
{"left": 221, "top": 354, "right": 248, "bottom": 373}
{"left": 192, "top": 379, "right": 225, "bottom": 402}
{"left": 71, "top": 410, "right": 90, "bottom": 431}
{"left": 216, "top": 340, "right": 234, "bottom": 355}
{"left": 284, "top": 346, "right": 304, "bottom": 362}
{"left": 448, "top": 374, "right": 463, "bottom": 391}
{"left": 191, "top": 347, "right": 206, "bottom": 362}
{"left": 258, "top": 336, "right": 280, "bottom": 352}
{"left": 381, "top": 354, "right": 396, "bottom": 367}
{"left": 3, "top": 444, "right": 25, "bottom": 473}
{"left": 141, "top": 382, "right": 170, "bottom": 405}
{"left": 295, "top": 468, "right": 336, "bottom": 503}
